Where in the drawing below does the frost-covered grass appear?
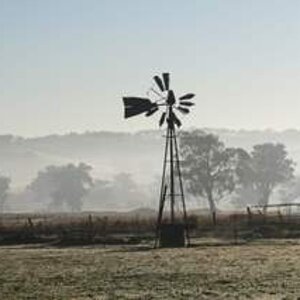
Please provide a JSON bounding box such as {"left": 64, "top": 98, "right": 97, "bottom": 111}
{"left": 0, "top": 241, "right": 300, "bottom": 299}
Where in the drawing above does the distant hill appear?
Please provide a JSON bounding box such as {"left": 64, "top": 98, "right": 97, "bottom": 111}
{"left": 1, "top": 128, "right": 300, "bottom": 190}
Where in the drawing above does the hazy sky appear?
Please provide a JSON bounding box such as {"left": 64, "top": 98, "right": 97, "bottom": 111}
{"left": 1, "top": 0, "right": 300, "bottom": 136}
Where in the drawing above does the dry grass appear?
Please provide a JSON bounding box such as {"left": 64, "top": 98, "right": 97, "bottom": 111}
{"left": 1, "top": 241, "right": 300, "bottom": 299}
{"left": 0, "top": 213, "right": 300, "bottom": 254}
{"left": 1, "top": 212, "right": 300, "bottom": 245}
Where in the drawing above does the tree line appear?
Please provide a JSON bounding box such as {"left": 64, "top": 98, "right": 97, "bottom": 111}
{"left": 181, "top": 130, "right": 295, "bottom": 221}
{"left": 0, "top": 130, "right": 299, "bottom": 214}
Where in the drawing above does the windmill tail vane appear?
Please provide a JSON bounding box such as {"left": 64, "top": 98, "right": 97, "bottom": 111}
{"left": 122, "top": 73, "right": 195, "bottom": 248}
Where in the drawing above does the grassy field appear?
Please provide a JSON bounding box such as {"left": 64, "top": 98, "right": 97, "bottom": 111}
{"left": 1, "top": 241, "right": 300, "bottom": 299}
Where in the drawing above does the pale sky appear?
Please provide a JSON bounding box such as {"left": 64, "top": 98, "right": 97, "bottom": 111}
{"left": 1, "top": 0, "right": 300, "bottom": 137}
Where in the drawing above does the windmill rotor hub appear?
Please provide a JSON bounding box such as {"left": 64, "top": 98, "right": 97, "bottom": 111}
{"left": 122, "top": 73, "right": 195, "bottom": 129}
{"left": 167, "top": 90, "right": 176, "bottom": 106}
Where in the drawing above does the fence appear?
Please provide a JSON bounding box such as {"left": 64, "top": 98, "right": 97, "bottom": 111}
{"left": 0, "top": 209, "right": 300, "bottom": 245}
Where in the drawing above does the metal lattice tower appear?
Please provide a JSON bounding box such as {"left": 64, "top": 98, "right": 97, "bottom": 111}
{"left": 122, "top": 73, "right": 195, "bottom": 247}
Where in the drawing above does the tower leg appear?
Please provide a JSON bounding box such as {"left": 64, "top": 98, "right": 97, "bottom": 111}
{"left": 174, "top": 132, "right": 190, "bottom": 246}
{"left": 154, "top": 127, "right": 170, "bottom": 248}
{"left": 169, "top": 126, "right": 175, "bottom": 224}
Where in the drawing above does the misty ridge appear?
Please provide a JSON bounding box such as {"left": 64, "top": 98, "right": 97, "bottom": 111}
{"left": 1, "top": 128, "right": 300, "bottom": 213}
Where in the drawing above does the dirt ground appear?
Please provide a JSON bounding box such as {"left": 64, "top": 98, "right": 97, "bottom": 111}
{"left": 0, "top": 240, "right": 300, "bottom": 299}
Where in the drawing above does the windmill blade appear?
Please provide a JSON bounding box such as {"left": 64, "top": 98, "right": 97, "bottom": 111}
{"left": 177, "top": 106, "right": 190, "bottom": 114}
{"left": 179, "top": 101, "right": 195, "bottom": 107}
{"left": 145, "top": 106, "right": 159, "bottom": 117}
{"left": 162, "top": 73, "right": 170, "bottom": 91}
{"left": 123, "top": 97, "right": 154, "bottom": 118}
{"left": 179, "top": 93, "right": 195, "bottom": 100}
{"left": 159, "top": 112, "right": 166, "bottom": 127}
{"left": 153, "top": 75, "right": 165, "bottom": 92}
{"left": 170, "top": 111, "right": 182, "bottom": 128}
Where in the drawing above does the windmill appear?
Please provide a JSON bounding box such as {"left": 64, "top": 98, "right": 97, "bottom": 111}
{"left": 122, "top": 73, "right": 195, "bottom": 247}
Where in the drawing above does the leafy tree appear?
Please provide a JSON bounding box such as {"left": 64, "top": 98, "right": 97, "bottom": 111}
{"left": 180, "top": 130, "right": 244, "bottom": 220}
{"left": 0, "top": 176, "right": 10, "bottom": 213}
{"left": 236, "top": 143, "right": 295, "bottom": 210}
{"left": 232, "top": 149, "right": 259, "bottom": 208}
{"left": 84, "top": 173, "right": 148, "bottom": 210}
{"left": 112, "top": 172, "right": 150, "bottom": 208}
{"left": 29, "top": 163, "right": 93, "bottom": 212}
{"left": 279, "top": 177, "right": 300, "bottom": 203}
{"left": 83, "top": 179, "right": 112, "bottom": 210}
